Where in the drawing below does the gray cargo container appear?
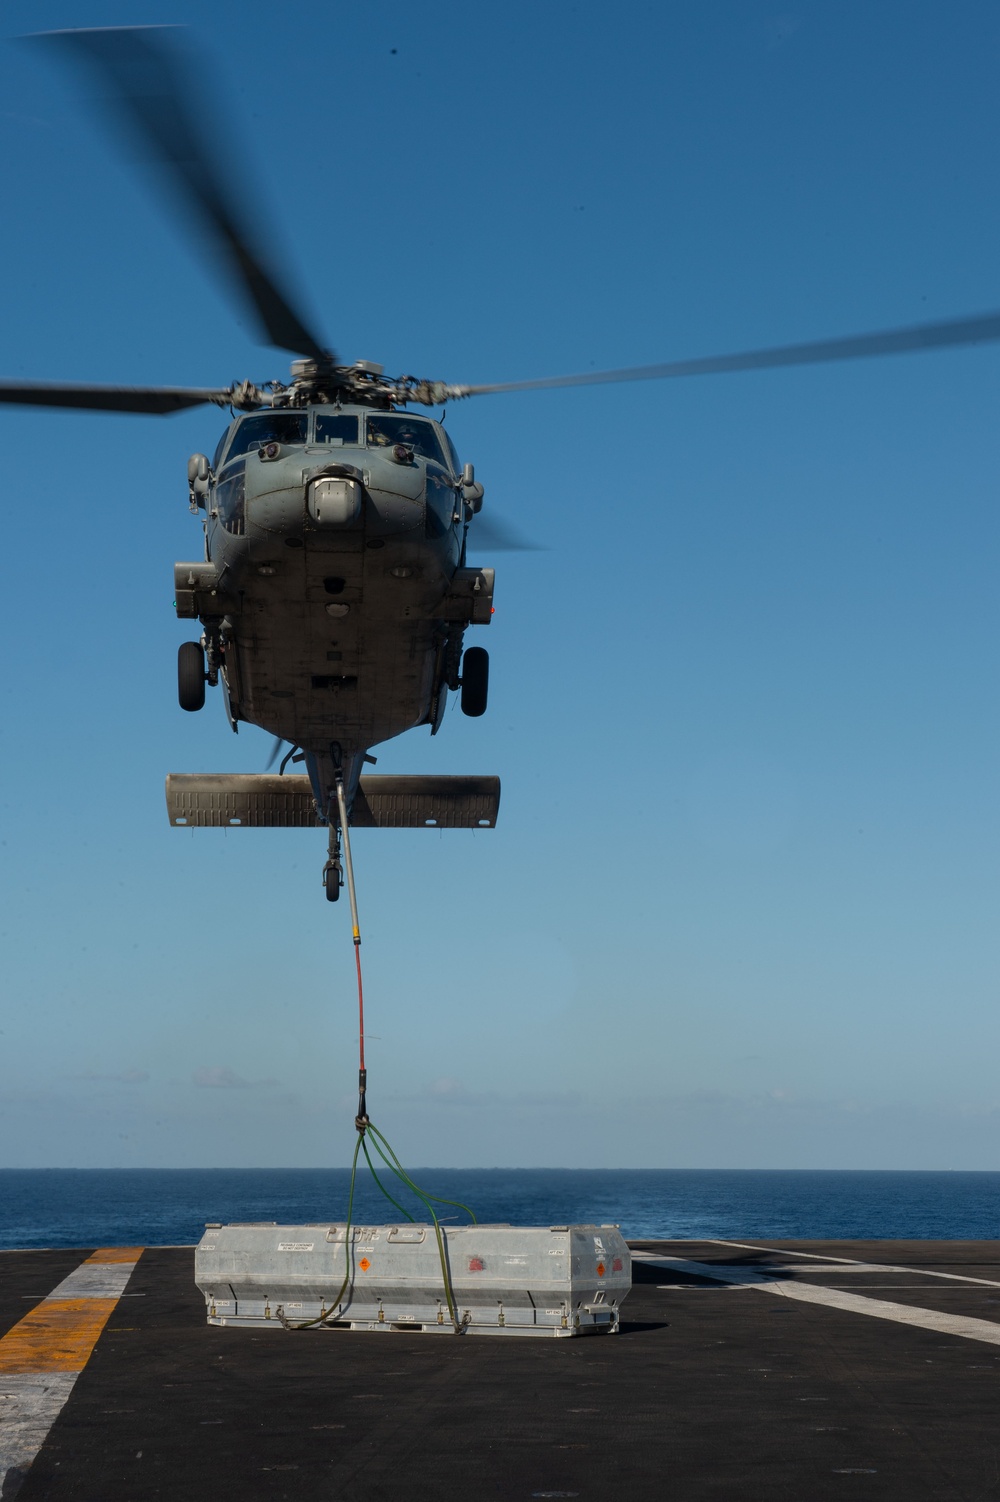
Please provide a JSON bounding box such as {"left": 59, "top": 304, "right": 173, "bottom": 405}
{"left": 195, "top": 1222, "right": 631, "bottom": 1337}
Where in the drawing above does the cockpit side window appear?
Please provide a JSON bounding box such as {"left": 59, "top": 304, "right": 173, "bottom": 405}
{"left": 224, "top": 412, "right": 308, "bottom": 462}
{"left": 425, "top": 468, "right": 457, "bottom": 540}
{"left": 212, "top": 428, "right": 230, "bottom": 471}
{"left": 441, "top": 427, "right": 461, "bottom": 475}
{"left": 216, "top": 467, "right": 246, "bottom": 535}
{"left": 365, "top": 414, "right": 446, "bottom": 467}
{"left": 314, "top": 414, "right": 360, "bottom": 446}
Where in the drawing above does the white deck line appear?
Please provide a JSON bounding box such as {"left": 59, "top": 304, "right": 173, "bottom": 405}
{"left": 700, "top": 1238, "right": 869, "bottom": 1264}
{"left": 0, "top": 1374, "right": 78, "bottom": 1489}
{"left": 43, "top": 1264, "right": 138, "bottom": 1301}
{"left": 653, "top": 1282, "right": 972, "bottom": 1290}
{"left": 0, "top": 1256, "right": 140, "bottom": 1495}
{"left": 747, "top": 1264, "right": 1000, "bottom": 1286}
{"left": 702, "top": 1240, "right": 1000, "bottom": 1290}
{"left": 633, "top": 1255, "right": 1000, "bottom": 1348}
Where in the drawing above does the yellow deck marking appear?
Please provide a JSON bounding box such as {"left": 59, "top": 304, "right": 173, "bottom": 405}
{"left": 0, "top": 1248, "right": 143, "bottom": 1492}
{"left": 0, "top": 1300, "right": 119, "bottom": 1374}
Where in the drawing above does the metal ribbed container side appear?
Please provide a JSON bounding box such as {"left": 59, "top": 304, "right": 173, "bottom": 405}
{"left": 195, "top": 1222, "right": 631, "bottom": 1337}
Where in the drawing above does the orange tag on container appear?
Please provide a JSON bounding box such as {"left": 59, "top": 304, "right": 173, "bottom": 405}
{"left": 596, "top": 1261, "right": 606, "bottom": 1278}
{"left": 359, "top": 1257, "right": 371, "bottom": 1272}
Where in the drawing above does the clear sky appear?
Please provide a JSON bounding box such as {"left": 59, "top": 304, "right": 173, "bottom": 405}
{"left": 1, "top": 0, "right": 998, "bottom": 1169}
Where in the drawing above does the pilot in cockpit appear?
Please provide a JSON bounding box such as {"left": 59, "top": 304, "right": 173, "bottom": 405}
{"left": 367, "top": 416, "right": 427, "bottom": 455}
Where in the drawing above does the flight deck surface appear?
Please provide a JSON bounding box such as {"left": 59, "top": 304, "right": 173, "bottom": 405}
{"left": 2, "top": 1238, "right": 999, "bottom": 1500}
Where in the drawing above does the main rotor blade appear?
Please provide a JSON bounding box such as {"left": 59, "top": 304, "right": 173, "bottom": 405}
{"left": 465, "top": 513, "right": 545, "bottom": 552}
{"left": 32, "top": 27, "right": 328, "bottom": 361}
{"left": 457, "top": 310, "right": 1000, "bottom": 396}
{"left": 0, "top": 380, "right": 228, "bottom": 414}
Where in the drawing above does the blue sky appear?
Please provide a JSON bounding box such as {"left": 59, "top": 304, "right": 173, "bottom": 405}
{"left": 1, "top": 0, "right": 999, "bottom": 1168}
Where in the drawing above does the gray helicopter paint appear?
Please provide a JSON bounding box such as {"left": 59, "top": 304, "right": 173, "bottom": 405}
{"left": 178, "top": 405, "right": 491, "bottom": 817}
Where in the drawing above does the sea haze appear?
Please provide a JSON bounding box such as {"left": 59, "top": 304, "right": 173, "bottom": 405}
{"left": 0, "top": 1169, "right": 997, "bottom": 1250}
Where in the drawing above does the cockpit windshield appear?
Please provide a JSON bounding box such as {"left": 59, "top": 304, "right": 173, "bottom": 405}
{"left": 365, "top": 414, "right": 447, "bottom": 467}
{"left": 314, "top": 414, "right": 360, "bottom": 446}
{"left": 224, "top": 412, "right": 308, "bottom": 463}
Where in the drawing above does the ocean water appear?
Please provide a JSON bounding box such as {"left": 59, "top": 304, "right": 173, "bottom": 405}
{"left": 0, "top": 1169, "right": 997, "bottom": 1249}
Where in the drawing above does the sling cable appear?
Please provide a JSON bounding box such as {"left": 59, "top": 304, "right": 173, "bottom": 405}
{"left": 280, "top": 776, "right": 476, "bottom": 1333}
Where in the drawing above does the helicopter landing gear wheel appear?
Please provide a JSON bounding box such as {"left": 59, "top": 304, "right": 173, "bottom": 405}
{"left": 460, "top": 646, "right": 489, "bottom": 717}
{"left": 323, "top": 818, "right": 344, "bottom": 902}
{"left": 178, "top": 641, "right": 206, "bottom": 712}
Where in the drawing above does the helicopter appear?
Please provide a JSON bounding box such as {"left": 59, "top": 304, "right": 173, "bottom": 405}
{"left": 8, "top": 26, "right": 1000, "bottom": 901}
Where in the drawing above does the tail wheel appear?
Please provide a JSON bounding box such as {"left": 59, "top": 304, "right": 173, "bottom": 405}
{"left": 460, "top": 646, "right": 489, "bottom": 717}
{"left": 178, "top": 641, "right": 206, "bottom": 712}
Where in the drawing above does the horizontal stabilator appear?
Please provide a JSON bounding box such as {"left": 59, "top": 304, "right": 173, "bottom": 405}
{"left": 165, "top": 773, "right": 500, "bottom": 829}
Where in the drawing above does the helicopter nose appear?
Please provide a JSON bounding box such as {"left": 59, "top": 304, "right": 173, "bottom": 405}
{"left": 307, "top": 475, "right": 363, "bottom": 526}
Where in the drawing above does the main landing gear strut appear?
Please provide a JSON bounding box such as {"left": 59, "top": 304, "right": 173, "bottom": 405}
{"left": 323, "top": 822, "right": 343, "bottom": 902}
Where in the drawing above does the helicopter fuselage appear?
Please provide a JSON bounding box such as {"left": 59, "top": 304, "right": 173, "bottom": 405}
{"left": 174, "top": 403, "right": 493, "bottom": 816}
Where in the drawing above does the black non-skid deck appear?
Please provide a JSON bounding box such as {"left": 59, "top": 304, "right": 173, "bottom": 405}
{"left": 4, "top": 1239, "right": 1000, "bottom": 1501}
